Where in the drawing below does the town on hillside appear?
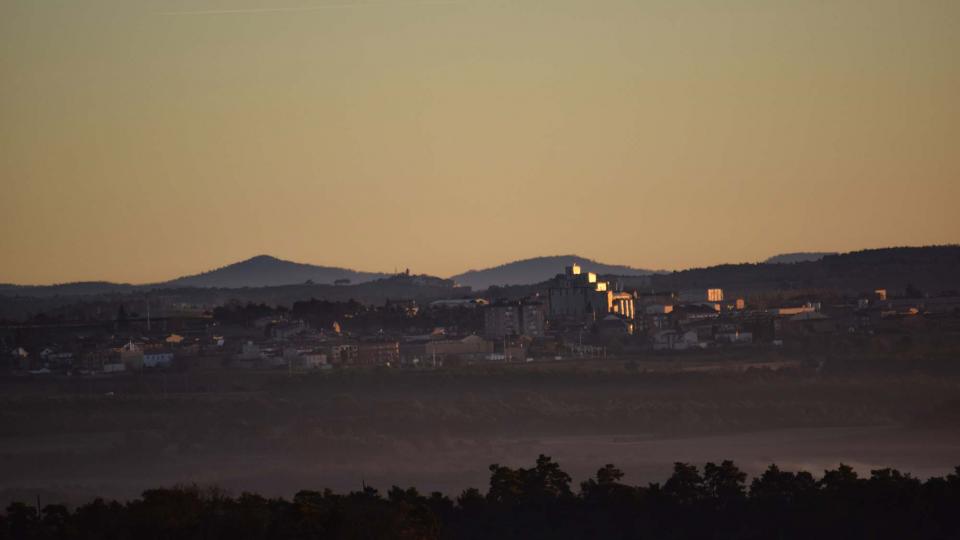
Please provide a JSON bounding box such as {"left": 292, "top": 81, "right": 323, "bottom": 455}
{"left": 4, "top": 261, "right": 960, "bottom": 376}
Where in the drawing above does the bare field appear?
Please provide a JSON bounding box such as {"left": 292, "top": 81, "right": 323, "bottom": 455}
{"left": 1, "top": 359, "right": 959, "bottom": 506}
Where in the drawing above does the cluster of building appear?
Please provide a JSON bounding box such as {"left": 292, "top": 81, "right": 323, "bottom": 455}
{"left": 6, "top": 335, "right": 184, "bottom": 375}
{"left": 481, "top": 264, "right": 960, "bottom": 355}
{"left": 5, "top": 264, "right": 960, "bottom": 375}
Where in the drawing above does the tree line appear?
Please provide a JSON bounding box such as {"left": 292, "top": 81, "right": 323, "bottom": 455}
{"left": 3, "top": 456, "right": 959, "bottom": 539}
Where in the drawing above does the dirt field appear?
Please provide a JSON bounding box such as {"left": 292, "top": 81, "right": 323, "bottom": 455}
{"left": 1, "top": 358, "right": 958, "bottom": 506}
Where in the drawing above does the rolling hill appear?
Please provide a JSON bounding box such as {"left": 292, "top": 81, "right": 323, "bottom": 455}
{"left": 0, "top": 256, "right": 390, "bottom": 297}
{"left": 450, "top": 255, "right": 656, "bottom": 290}
{"left": 3, "top": 247, "right": 957, "bottom": 304}
{"left": 158, "top": 255, "right": 390, "bottom": 289}
{"left": 764, "top": 252, "right": 836, "bottom": 264}
{"left": 649, "top": 245, "right": 960, "bottom": 296}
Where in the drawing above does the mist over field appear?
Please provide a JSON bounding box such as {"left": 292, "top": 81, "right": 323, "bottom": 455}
{"left": 3, "top": 355, "right": 958, "bottom": 507}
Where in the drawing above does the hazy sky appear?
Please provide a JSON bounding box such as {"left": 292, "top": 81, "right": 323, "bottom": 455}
{"left": 2, "top": 0, "right": 958, "bottom": 284}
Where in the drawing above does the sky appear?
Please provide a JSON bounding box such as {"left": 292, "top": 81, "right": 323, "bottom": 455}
{"left": 1, "top": 0, "right": 958, "bottom": 284}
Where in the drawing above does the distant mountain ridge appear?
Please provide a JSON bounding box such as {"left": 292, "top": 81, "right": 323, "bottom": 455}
{"left": 0, "top": 255, "right": 391, "bottom": 297}
{"left": 649, "top": 245, "right": 960, "bottom": 295}
{"left": 0, "top": 253, "right": 654, "bottom": 299}
{"left": 449, "top": 255, "right": 656, "bottom": 290}
{"left": 3, "top": 247, "right": 957, "bottom": 298}
{"left": 158, "top": 255, "right": 389, "bottom": 289}
{"left": 764, "top": 252, "right": 837, "bottom": 264}
{"left": 0, "top": 281, "right": 138, "bottom": 297}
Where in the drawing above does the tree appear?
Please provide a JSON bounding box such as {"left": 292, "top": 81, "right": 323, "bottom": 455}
{"left": 704, "top": 460, "right": 747, "bottom": 502}
{"left": 486, "top": 455, "right": 572, "bottom": 506}
{"left": 750, "top": 464, "right": 817, "bottom": 504}
{"left": 596, "top": 464, "right": 624, "bottom": 485}
{"left": 4, "top": 502, "right": 38, "bottom": 539}
{"left": 663, "top": 462, "right": 705, "bottom": 505}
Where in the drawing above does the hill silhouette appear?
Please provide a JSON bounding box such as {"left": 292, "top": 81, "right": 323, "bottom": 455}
{"left": 647, "top": 245, "right": 960, "bottom": 295}
{"left": 764, "top": 252, "right": 836, "bottom": 264}
{"left": 2, "top": 246, "right": 958, "bottom": 300}
{"left": 450, "top": 255, "right": 656, "bottom": 290}
{"left": 159, "top": 255, "right": 389, "bottom": 289}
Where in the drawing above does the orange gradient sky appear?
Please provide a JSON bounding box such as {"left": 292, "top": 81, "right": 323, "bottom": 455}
{"left": 2, "top": 0, "right": 958, "bottom": 284}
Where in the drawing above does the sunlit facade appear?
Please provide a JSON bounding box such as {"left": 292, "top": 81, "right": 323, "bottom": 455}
{"left": 548, "top": 264, "right": 635, "bottom": 323}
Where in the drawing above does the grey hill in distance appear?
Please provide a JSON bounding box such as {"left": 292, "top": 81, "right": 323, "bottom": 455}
{"left": 161, "top": 255, "right": 391, "bottom": 289}
{"left": 1, "top": 247, "right": 957, "bottom": 296}
{"left": 185, "top": 251, "right": 847, "bottom": 289}
{"left": 0, "top": 254, "right": 657, "bottom": 294}
{"left": 449, "top": 255, "right": 657, "bottom": 290}
{"left": 448, "top": 252, "right": 840, "bottom": 290}
{"left": 168, "top": 254, "right": 659, "bottom": 290}
{"left": 763, "top": 252, "right": 836, "bottom": 264}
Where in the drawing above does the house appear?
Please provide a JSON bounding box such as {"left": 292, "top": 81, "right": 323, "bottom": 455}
{"left": 715, "top": 330, "right": 753, "bottom": 344}
{"left": 484, "top": 300, "right": 547, "bottom": 338}
{"left": 119, "top": 341, "right": 144, "bottom": 370}
{"left": 235, "top": 341, "right": 265, "bottom": 368}
{"left": 425, "top": 335, "right": 494, "bottom": 362}
{"left": 651, "top": 330, "right": 703, "bottom": 350}
{"left": 282, "top": 347, "right": 327, "bottom": 369}
{"left": 103, "top": 362, "right": 126, "bottom": 373}
{"left": 259, "top": 348, "right": 286, "bottom": 369}
{"left": 652, "top": 330, "right": 681, "bottom": 351}
{"left": 677, "top": 331, "right": 704, "bottom": 350}
{"left": 520, "top": 301, "right": 547, "bottom": 336}
{"left": 679, "top": 289, "right": 724, "bottom": 303}
{"left": 430, "top": 298, "right": 489, "bottom": 309}
{"left": 778, "top": 311, "right": 838, "bottom": 338}
{"left": 327, "top": 343, "right": 359, "bottom": 365}
{"left": 672, "top": 303, "right": 720, "bottom": 322}
{"left": 80, "top": 349, "right": 120, "bottom": 372}
{"left": 645, "top": 304, "right": 674, "bottom": 315}
{"left": 270, "top": 320, "right": 307, "bottom": 340}
{"left": 44, "top": 351, "right": 75, "bottom": 369}
{"left": 357, "top": 341, "right": 400, "bottom": 366}
{"left": 299, "top": 350, "right": 328, "bottom": 369}
{"left": 383, "top": 299, "right": 420, "bottom": 316}
{"left": 143, "top": 351, "right": 175, "bottom": 368}
{"left": 484, "top": 302, "right": 522, "bottom": 337}
{"left": 238, "top": 341, "right": 263, "bottom": 360}
{"left": 767, "top": 303, "right": 819, "bottom": 317}
{"left": 638, "top": 305, "right": 673, "bottom": 333}
{"left": 636, "top": 291, "right": 677, "bottom": 307}
{"left": 36, "top": 348, "right": 75, "bottom": 370}
{"left": 598, "top": 315, "right": 634, "bottom": 337}
{"left": 9, "top": 347, "right": 30, "bottom": 370}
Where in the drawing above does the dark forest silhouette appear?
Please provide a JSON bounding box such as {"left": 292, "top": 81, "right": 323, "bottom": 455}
{"left": 3, "top": 457, "right": 959, "bottom": 539}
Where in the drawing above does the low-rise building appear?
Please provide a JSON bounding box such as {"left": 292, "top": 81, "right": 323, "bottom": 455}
{"left": 484, "top": 300, "right": 547, "bottom": 338}
{"left": 327, "top": 343, "right": 359, "bottom": 365}
{"left": 485, "top": 302, "right": 521, "bottom": 337}
{"left": 652, "top": 329, "right": 703, "bottom": 351}
{"left": 597, "top": 314, "right": 634, "bottom": 337}
{"left": 768, "top": 303, "right": 819, "bottom": 317}
{"left": 143, "top": 351, "right": 175, "bottom": 368}
{"left": 680, "top": 288, "right": 724, "bottom": 303}
{"left": 357, "top": 341, "right": 400, "bottom": 366}
{"left": 270, "top": 320, "right": 307, "bottom": 340}
{"left": 425, "top": 335, "right": 494, "bottom": 362}
{"left": 120, "top": 341, "right": 144, "bottom": 370}
{"left": 430, "top": 298, "right": 489, "bottom": 309}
